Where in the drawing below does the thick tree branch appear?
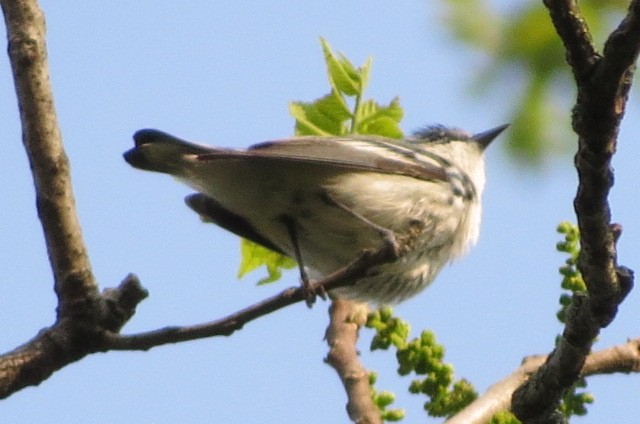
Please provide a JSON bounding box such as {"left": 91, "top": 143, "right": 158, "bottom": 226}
{"left": 448, "top": 338, "right": 640, "bottom": 424}
{"left": 325, "top": 300, "right": 380, "bottom": 424}
{"left": 0, "top": 275, "right": 147, "bottom": 398}
{"left": 511, "top": 1, "right": 639, "bottom": 422}
{"left": 600, "top": 1, "right": 640, "bottom": 83}
{"left": 0, "top": 0, "right": 150, "bottom": 398}
{"left": 571, "top": 0, "right": 640, "bottom": 322}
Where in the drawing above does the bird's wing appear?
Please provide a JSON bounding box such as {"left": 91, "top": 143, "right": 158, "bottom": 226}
{"left": 195, "top": 136, "right": 450, "bottom": 182}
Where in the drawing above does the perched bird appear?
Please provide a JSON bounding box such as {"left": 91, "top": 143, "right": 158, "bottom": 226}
{"left": 124, "top": 125, "right": 506, "bottom": 304}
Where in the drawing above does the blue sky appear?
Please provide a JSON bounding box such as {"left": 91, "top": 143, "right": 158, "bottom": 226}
{"left": 1, "top": 1, "right": 638, "bottom": 423}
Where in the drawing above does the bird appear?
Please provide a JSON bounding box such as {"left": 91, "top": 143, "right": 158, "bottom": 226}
{"left": 124, "top": 124, "right": 507, "bottom": 305}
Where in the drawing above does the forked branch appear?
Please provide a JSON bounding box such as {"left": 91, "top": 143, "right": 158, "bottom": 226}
{"left": 511, "top": 1, "right": 639, "bottom": 421}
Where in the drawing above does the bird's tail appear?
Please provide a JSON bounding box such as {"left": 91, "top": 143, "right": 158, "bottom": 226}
{"left": 123, "top": 129, "right": 210, "bottom": 175}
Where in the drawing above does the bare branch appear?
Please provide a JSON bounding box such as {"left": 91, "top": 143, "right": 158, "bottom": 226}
{"left": 583, "top": 337, "right": 640, "bottom": 375}
{"left": 104, "top": 285, "right": 307, "bottom": 350}
{"left": 0, "top": 275, "right": 147, "bottom": 398}
{"left": 325, "top": 300, "right": 380, "bottom": 424}
{"left": 542, "top": 0, "right": 600, "bottom": 81}
{"left": 0, "top": 0, "right": 153, "bottom": 399}
{"left": 448, "top": 338, "right": 640, "bottom": 424}
{"left": 104, "top": 243, "right": 401, "bottom": 351}
{"left": 1, "top": 0, "right": 97, "bottom": 306}
{"left": 600, "top": 0, "right": 640, "bottom": 81}
{"left": 571, "top": 0, "right": 640, "bottom": 321}
{"left": 0, "top": 0, "right": 114, "bottom": 398}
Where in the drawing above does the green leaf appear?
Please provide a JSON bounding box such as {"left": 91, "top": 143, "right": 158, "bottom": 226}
{"left": 443, "top": 0, "right": 502, "bottom": 52}
{"left": 359, "top": 56, "right": 373, "bottom": 94}
{"left": 321, "top": 37, "right": 363, "bottom": 96}
{"left": 289, "top": 90, "right": 351, "bottom": 136}
{"left": 381, "top": 409, "right": 405, "bottom": 422}
{"left": 355, "top": 98, "right": 404, "bottom": 138}
{"left": 238, "top": 239, "right": 296, "bottom": 285}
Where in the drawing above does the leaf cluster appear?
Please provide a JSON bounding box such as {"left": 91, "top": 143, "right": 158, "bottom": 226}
{"left": 555, "top": 221, "right": 593, "bottom": 419}
{"left": 290, "top": 37, "right": 403, "bottom": 138}
{"left": 367, "top": 308, "right": 477, "bottom": 418}
{"left": 556, "top": 221, "right": 586, "bottom": 323}
{"left": 369, "top": 372, "right": 405, "bottom": 422}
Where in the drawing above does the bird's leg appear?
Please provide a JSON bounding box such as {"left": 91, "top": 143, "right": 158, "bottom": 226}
{"left": 281, "top": 215, "right": 326, "bottom": 307}
{"left": 322, "top": 192, "right": 400, "bottom": 258}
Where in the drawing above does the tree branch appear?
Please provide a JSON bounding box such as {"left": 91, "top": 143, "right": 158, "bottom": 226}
{"left": 0, "top": 0, "right": 150, "bottom": 398}
{"left": 542, "top": 0, "right": 600, "bottom": 81}
{"left": 103, "top": 243, "right": 401, "bottom": 351}
{"left": 103, "top": 285, "right": 310, "bottom": 350}
{"left": 571, "top": 0, "right": 640, "bottom": 323}
{"left": 511, "top": 1, "right": 639, "bottom": 421}
{"left": 448, "top": 338, "right": 640, "bottom": 424}
{"left": 325, "top": 300, "right": 380, "bottom": 424}
{"left": 1, "top": 0, "right": 97, "bottom": 307}
{"left": 0, "top": 275, "right": 147, "bottom": 398}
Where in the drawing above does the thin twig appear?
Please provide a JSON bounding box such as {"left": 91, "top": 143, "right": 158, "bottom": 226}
{"left": 104, "top": 243, "right": 401, "bottom": 351}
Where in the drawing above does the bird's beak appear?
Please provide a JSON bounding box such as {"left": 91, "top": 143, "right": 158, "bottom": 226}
{"left": 473, "top": 124, "right": 509, "bottom": 150}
